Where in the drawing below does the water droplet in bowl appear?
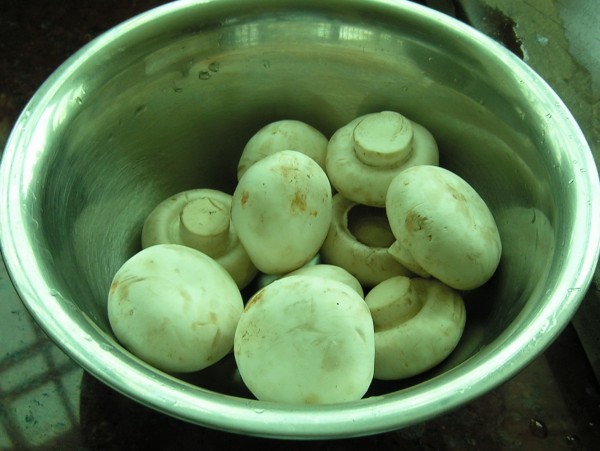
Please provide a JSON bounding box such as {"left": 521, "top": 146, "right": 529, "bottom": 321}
{"left": 536, "top": 35, "right": 549, "bottom": 46}
{"left": 199, "top": 71, "right": 211, "bottom": 80}
{"left": 565, "top": 434, "right": 580, "bottom": 447}
{"left": 529, "top": 418, "right": 548, "bottom": 438}
{"left": 134, "top": 105, "right": 148, "bottom": 116}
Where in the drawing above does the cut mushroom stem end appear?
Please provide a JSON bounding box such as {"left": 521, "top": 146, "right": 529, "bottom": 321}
{"left": 353, "top": 111, "right": 413, "bottom": 167}
{"left": 179, "top": 196, "right": 231, "bottom": 257}
{"left": 367, "top": 276, "right": 423, "bottom": 329}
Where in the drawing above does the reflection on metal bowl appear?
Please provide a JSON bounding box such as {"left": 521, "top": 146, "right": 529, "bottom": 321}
{"left": 1, "top": 0, "right": 598, "bottom": 439}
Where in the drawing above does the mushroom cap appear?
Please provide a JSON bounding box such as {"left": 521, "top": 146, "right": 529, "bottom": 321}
{"left": 386, "top": 165, "right": 502, "bottom": 290}
{"left": 285, "top": 263, "right": 364, "bottom": 298}
{"left": 141, "top": 188, "right": 258, "bottom": 289}
{"left": 107, "top": 244, "right": 244, "bottom": 373}
{"left": 320, "top": 193, "right": 412, "bottom": 287}
{"left": 231, "top": 150, "right": 333, "bottom": 274}
{"left": 234, "top": 275, "right": 375, "bottom": 404}
{"left": 237, "top": 119, "right": 328, "bottom": 180}
{"left": 326, "top": 111, "right": 439, "bottom": 207}
{"left": 366, "top": 276, "right": 466, "bottom": 380}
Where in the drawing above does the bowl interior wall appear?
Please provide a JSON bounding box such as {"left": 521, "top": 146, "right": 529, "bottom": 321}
{"left": 36, "top": 8, "right": 559, "bottom": 394}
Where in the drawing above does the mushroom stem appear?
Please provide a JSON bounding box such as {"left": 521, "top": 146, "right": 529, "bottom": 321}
{"left": 388, "top": 240, "right": 430, "bottom": 278}
{"left": 179, "top": 197, "right": 230, "bottom": 257}
{"left": 352, "top": 111, "right": 413, "bottom": 167}
{"left": 367, "top": 276, "right": 423, "bottom": 330}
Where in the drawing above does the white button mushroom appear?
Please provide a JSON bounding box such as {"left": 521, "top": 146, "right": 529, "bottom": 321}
{"left": 320, "top": 193, "right": 413, "bottom": 287}
{"left": 365, "top": 276, "right": 466, "bottom": 380}
{"left": 386, "top": 165, "right": 502, "bottom": 290}
{"left": 107, "top": 244, "right": 244, "bottom": 373}
{"left": 237, "top": 119, "right": 329, "bottom": 180}
{"left": 231, "top": 150, "right": 333, "bottom": 274}
{"left": 234, "top": 274, "right": 375, "bottom": 404}
{"left": 326, "top": 111, "right": 439, "bottom": 207}
{"left": 285, "top": 263, "right": 364, "bottom": 298}
{"left": 141, "top": 188, "right": 258, "bottom": 289}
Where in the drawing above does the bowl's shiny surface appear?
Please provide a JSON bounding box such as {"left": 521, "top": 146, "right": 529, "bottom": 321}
{"left": 1, "top": 0, "right": 598, "bottom": 439}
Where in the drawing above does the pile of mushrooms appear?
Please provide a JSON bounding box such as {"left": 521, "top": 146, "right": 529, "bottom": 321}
{"left": 107, "top": 112, "right": 502, "bottom": 404}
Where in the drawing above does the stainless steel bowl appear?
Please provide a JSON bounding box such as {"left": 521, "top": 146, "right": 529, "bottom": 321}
{"left": 1, "top": 0, "right": 599, "bottom": 439}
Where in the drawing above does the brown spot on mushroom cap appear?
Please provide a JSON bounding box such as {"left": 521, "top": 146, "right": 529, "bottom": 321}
{"left": 114, "top": 283, "right": 130, "bottom": 304}
{"left": 240, "top": 191, "right": 250, "bottom": 206}
{"left": 272, "top": 164, "right": 303, "bottom": 182}
{"left": 179, "top": 288, "right": 192, "bottom": 306}
{"left": 303, "top": 394, "right": 321, "bottom": 404}
{"left": 321, "top": 352, "right": 340, "bottom": 372}
{"left": 209, "top": 327, "right": 222, "bottom": 360}
{"left": 446, "top": 182, "right": 467, "bottom": 202}
{"left": 466, "top": 252, "right": 481, "bottom": 261}
{"left": 291, "top": 191, "right": 308, "bottom": 213}
{"left": 109, "top": 280, "right": 119, "bottom": 295}
{"left": 245, "top": 289, "right": 265, "bottom": 310}
{"left": 404, "top": 211, "right": 429, "bottom": 233}
{"left": 111, "top": 275, "right": 147, "bottom": 300}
